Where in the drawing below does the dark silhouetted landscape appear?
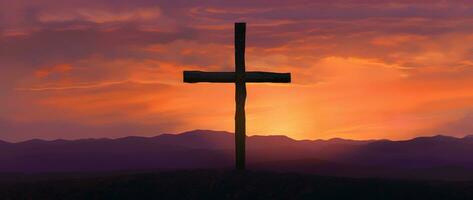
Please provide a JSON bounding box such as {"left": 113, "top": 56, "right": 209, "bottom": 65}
{"left": 2, "top": 130, "right": 473, "bottom": 199}
{"left": 3, "top": 170, "right": 473, "bottom": 200}
{"left": 2, "top": 130, "right": 473, "bottom": 180}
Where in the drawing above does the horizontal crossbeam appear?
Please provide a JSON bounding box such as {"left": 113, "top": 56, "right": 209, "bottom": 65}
{"left": 183, "top": 71, "right": 291, "bottom": 83}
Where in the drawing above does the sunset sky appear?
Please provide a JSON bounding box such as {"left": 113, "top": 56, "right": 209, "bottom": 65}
{"left": 2, "top": 0, "right": 473, "bottom": 141}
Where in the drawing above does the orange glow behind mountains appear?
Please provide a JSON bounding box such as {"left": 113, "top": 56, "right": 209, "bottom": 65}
{"left": 2, "top": 1, "right": 473, "bottom": 141}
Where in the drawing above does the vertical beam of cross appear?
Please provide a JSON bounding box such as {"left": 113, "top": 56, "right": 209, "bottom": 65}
{"left": 234, "top": 23, "right": 246, "bottom": 170}
{"left": 183, "top": 23, "right": 291, "bottom": 170}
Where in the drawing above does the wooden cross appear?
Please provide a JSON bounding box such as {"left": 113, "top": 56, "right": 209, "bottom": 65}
{"left": 183, "top": 23, "right": 291, "bottom": 170}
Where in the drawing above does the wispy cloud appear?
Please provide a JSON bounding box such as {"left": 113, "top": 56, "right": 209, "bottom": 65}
{"left": 2, "top": 0, "right": 473, "bottom": 140}
{"left": 16, "top": 79, "right": 165, "bottom": 91}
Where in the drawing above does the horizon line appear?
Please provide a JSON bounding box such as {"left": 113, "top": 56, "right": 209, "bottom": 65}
{"left": 1, "top": 129, "right": 471, "bottom": 144}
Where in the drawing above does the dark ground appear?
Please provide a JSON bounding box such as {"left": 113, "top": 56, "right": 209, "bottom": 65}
{"left": 1, "top": 170, "right": 473, "bottom": 200}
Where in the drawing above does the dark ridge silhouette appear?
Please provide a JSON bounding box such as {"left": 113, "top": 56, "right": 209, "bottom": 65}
{"left": 335, "top": 134, "right": 473, "bottom": 169}
{"left": 463, "top": 135, "right": 473, "bottom": 139}
{"left": 2, "top": 130, "right": 473, "bottom": 180}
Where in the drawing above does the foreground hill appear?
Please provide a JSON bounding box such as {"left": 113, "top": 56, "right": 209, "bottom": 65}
{"left": 2, "top": 130, "right": 473, "bottom": 180}
{"left": 1, "top": 170, "right": 473, "bottom": 200}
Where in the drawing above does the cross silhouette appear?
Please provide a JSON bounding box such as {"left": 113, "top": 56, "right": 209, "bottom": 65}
{"left": 183, "top": 22, "right": 291, "bottom": 170}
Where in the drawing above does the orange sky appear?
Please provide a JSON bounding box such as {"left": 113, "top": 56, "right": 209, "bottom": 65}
{"left": 2, "top": 1, "right": 473, "bottom": 141}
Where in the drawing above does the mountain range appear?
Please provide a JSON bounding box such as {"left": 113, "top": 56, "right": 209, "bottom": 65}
{"left": 2, "top": 130, "right": 473, "bottom": 180}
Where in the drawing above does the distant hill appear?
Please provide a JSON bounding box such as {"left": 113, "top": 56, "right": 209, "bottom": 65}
{"left": 2, "top": 130, "right": 473, "bottom": 180}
